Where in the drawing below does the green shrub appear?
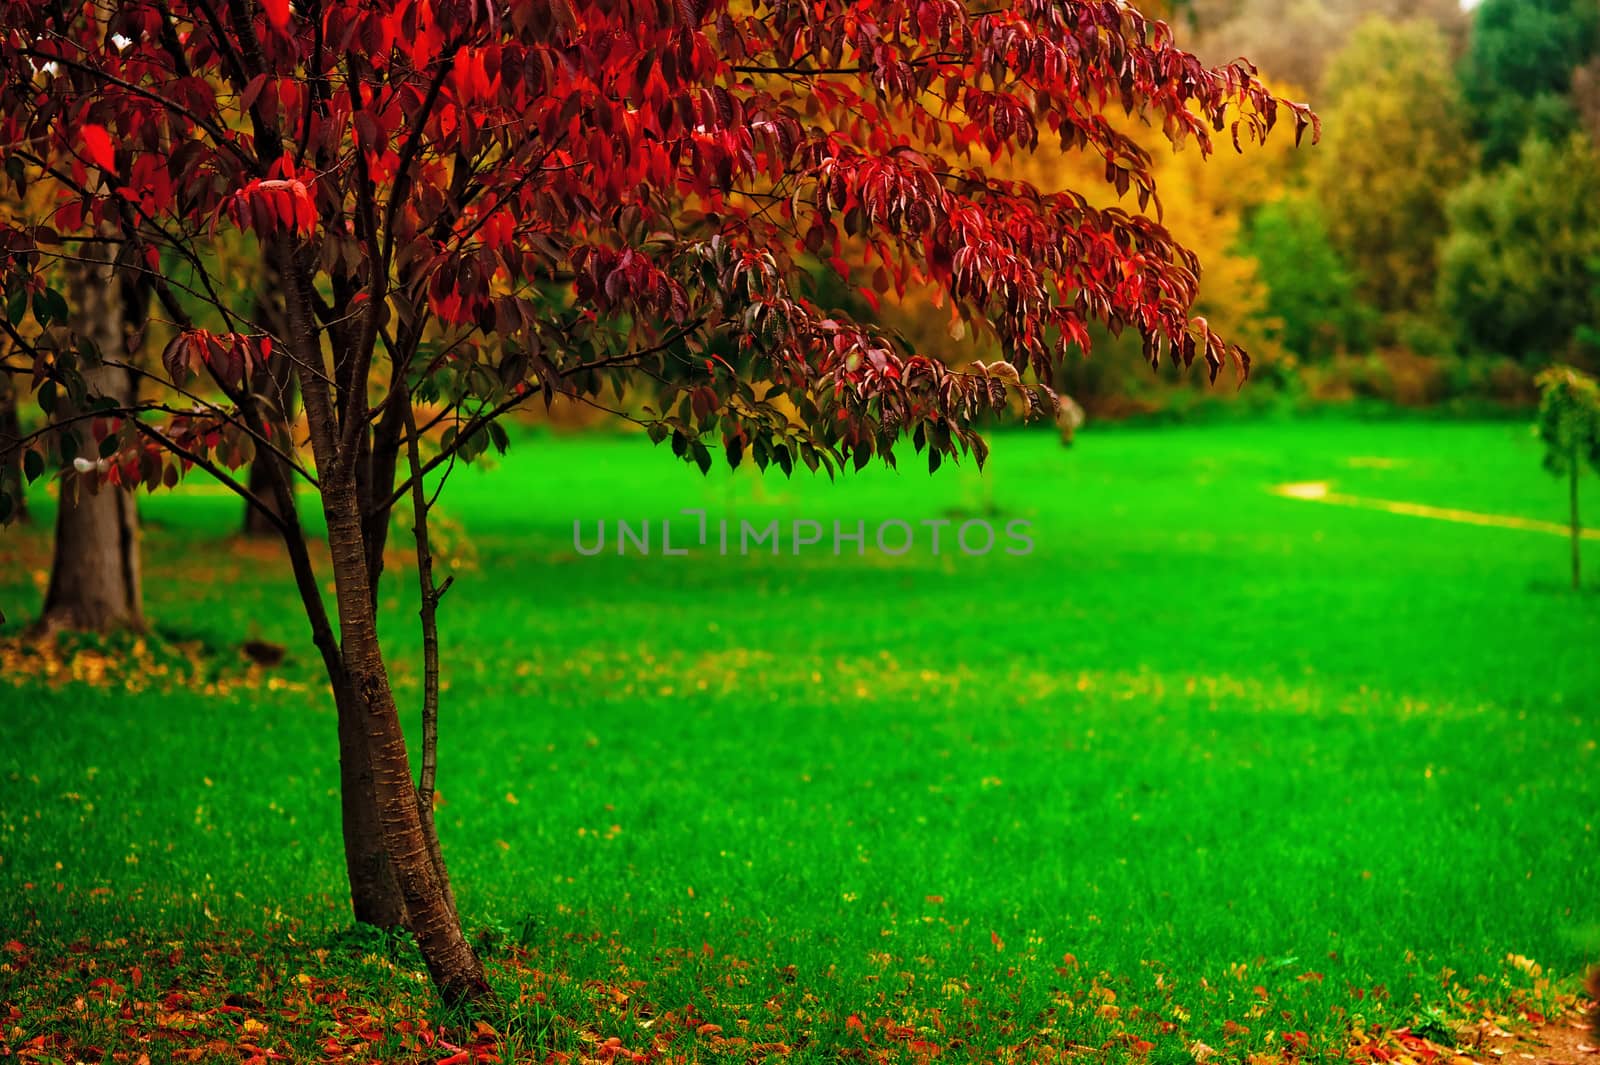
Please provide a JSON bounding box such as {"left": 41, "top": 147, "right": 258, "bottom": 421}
{"left": 1238, "top": 197, "right": 1375, "bottom": 361}
{"left": 1438, "top": 135, "right": 1600, "bottom": 361}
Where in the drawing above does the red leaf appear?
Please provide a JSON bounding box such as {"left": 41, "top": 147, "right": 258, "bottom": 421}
{"left": 261, "top": 0, "right": 291, "bottom": 29}
{"left": 80, "top": 124, "right": 115, "bottom": 172}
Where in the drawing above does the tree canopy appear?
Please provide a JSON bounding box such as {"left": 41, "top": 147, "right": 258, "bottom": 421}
{"left": 1311, "top": 17, "right": 1471, "bottom": 317}
{"left": 1460, "top": 0, "right": 1599, "bottom": 164}
{"left": 0, "top": 0, "right": 1314, "bottom": 1003}
{"left": 1438, "top": 135, "right": 1600, "bottom": 360}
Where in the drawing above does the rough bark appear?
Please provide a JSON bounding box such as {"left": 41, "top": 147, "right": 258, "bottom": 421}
{"left": 0, "top": 376, "right": 27, "bottom": 524}
{"left": 335, "top": 672, "right": 411, "bottom": 929}
{"left": 36, "top": 248, "right": 146, "bottom": 635}
{"left": 360, "top": 401, "right": 405, "bottom": 604}
{"left": 250, "top": 419, "right": 409, "bottom": 929}
{"left": 280, "top": 241, "right": 486, "bottom": 1003}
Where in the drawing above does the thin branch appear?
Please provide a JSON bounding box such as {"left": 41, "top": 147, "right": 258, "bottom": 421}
{"left": 380, "top": 51, "right": 458, "bottom": 276}
{"left": 21, "top": 48, "right": 258, "bottom": 174}
{"left": 105, "top": 358, "right": 320, "bottom": 486}
{"left": 337, "top": 53, "right": 387, "bottom": 464}
{"left": 373, "top": 320, "right": 705, "bottom": 515}
{"left": 1, "top": 402, "right": 167, "bottom": 455}
{"left": 0, "top": 287, "right": 318, "bottom": 489}
{"left": 402, "top": 398, "right": 443, "bottom": 813}
{"left": 404, "top": 399, "right": 459, "bottom": 920}
{"left": 13, "top": 148, "right": 253, "bottom": 340}
{"left": 131, "top": 419, "right": 290, "bottom": 537}
{"left": 188, "top": 0, "right": 253, "bottom": 93}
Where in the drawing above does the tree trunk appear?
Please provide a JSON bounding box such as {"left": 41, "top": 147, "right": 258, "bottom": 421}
{"left": 242, "top": 349, "right": 297, "bottom": 538}
{"left": 243, "top": 258, "right": 297, "bottom": 538}
{"left": 322, "top": 468, "right": 488, "bottom": 1003}
{"left": 36, "top": 247, "right": 145, "bottom": 634}
{"left": 0, "top": 375, "right": 27, "bottom": 524}
{"left": 279, "top": 242, "right": 486, "bottom": 1003}
{"left": 335, "top": 673, "right": 411, "bottom": 929}
{"left": 1572, "top": 444, "right": 1582, "bottom": 591}
{"left": 248, "top": 422, "right": 409, "bottom": 930}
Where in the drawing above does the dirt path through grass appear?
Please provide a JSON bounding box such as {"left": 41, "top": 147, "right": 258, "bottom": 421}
{"left": 1272, "top": 481, "right": 1600, "bottom": 539}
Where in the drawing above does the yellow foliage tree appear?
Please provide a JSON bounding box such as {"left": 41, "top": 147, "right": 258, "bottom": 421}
{"left": 1311, "top": 18, "right": 1474, "bottom": 315}
{"left": 880, "top": 78, "right": 1307, "bottom": 387}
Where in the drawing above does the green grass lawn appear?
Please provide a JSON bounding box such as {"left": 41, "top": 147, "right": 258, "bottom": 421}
{"left": 2, "top": 416, "right": 1597, "bottom": 1063}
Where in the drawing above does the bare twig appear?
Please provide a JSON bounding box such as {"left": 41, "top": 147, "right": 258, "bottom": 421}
{"left": 401, "top": 398, "right": 458, "bottom": 920}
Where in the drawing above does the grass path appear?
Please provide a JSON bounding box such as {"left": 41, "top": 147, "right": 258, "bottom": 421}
{"left": 1274, "top": 480, "right": 1600, "bottom": 539}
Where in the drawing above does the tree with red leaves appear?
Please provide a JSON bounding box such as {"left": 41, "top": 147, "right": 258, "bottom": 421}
{"left": 0, "top": 0, "right": 1314, "bottom": 1003}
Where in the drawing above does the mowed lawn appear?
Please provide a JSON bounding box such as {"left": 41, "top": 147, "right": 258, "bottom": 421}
{"left": 1, "top": 416, "right": 1597, "bottom": 1063}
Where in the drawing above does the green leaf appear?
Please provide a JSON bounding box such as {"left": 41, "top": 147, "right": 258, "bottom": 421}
{"left": 77, "top": 336, "right": 103, "bottom": 368}
{"left": 23, "top": 448, "right": 43, "bottom": 483}
{"left": 3, "top": 155, "right": 25, "bottom": 195}
{"left": 43, "top": 287, "right": 68, "bottom": 326}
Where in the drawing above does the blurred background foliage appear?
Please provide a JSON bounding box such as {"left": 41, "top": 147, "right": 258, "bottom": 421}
{"left": 84, "top": 0, "right": 1584, "bottom": 436}
{"left": 864, "top": 0, "right": 1600, "bottom": 425}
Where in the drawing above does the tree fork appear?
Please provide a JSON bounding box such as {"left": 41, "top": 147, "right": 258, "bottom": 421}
{"left": 280, "top": 239, "right": 487, "bottom": 1002}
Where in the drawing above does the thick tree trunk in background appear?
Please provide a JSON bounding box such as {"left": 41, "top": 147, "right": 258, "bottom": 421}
{"left": 243, "top": 259, "right": 298, "bottom": 538}
{"left": 242, "top": 350, "right": 297, "bottom": 538}
{"left": 0, "top": 377, "right": 27, "bottom": 524}
{"left": 36, "top": 249, "right": 145, "bottom": 634}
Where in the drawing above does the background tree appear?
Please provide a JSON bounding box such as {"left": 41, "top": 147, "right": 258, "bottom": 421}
{"left": 1187, "top": 0, "right": 1466, "bottom": 93}
{"left": 1312, "top": 18, "right": 1472, "bottom": 319}
{"left": 1437, "top": 135, "right": 1600, "bottom": 361}
{"left": 1534, "top": 364, "right": 1600, "bottom": 589}
{"left": 1, "top": 27, "right": 155, "bottom": 631}
{"left": 1574, "top": 54, "right": 1600, "bottom": 145}
{"left": 1237, "top": 195, "right": 1372, "bottom": 361}
{"left": 0, "top": 372, "right": 24, "bottom": 524}
{"left": 33, "top": 243, "right": 150, "bottom": 634}
{"left": 241, "top": 255, "right": 296, "bottom": 538}
{"left": 1459, "top": 0, "right": 1599, "bottom": 165}
{"left": 887, "top": 80, "right": 1302, "bottom": 411}
{"left": 0, "top": 0, "right": 1314, "bottom": 1004}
